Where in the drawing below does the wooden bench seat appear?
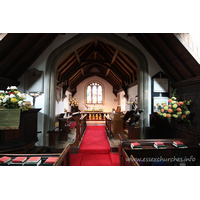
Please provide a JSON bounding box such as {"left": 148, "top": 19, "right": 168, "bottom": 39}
{"left": 0, "top": 143, "right": 71, "bottom": 166}
{"left": 48, "top": 114, "right": 76, "bottom": 146}
{"left": 119, "top": 138, "right": 200, "bottom": 166}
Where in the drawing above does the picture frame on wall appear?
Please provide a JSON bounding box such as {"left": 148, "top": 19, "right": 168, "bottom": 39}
{"left": 153, "top": 96, "right": 169, "bottom": 112}
{"left": 153, "top": 78, "right": 169, "bottom": 93}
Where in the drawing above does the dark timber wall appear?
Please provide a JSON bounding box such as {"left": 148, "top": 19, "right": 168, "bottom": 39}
{"left": 172, "top": 79, "right": 200, "bottom": 139}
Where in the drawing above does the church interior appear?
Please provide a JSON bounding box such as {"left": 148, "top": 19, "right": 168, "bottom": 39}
{"left": 0, "top": 33, "right": 200, "bottom": 167}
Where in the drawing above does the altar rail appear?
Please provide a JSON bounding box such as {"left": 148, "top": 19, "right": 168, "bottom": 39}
{"left": 81, "top": 112, "right": 111, "bottom": 121}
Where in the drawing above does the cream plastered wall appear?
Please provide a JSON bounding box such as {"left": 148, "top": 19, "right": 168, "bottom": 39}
{"left": 75, "top": 76, "right": 118, "bottom": 112}
{"left": 55, "top": 90, "right": 72, "bottom": 115}
{"left": 116, "top": 85, "right": 138, "bottom": 112}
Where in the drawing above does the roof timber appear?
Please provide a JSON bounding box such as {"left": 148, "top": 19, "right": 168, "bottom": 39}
{"left": 1, "top": 33, "right": 199, "bottom": 94}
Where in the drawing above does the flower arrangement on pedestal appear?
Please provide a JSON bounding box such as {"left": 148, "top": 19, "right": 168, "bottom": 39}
{"left": 0, "top": 86, "right": 29, "bottom": 130}
{"left": 0, "top": 86, "right": 28, "bottom": 111}
{"left": 69, "top": 97, "right": 79, "bottom": 107}
{"left": 156, "top": 89, "right": 191, "bottom": 125}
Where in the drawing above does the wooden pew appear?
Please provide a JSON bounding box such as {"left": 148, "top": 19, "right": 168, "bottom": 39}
{"left": 105, "top": 115, "right": 111, "bottom": 139}
{"left": 0, "top": 143, "right": 71, "bottom": 166}
{"left": 119, "top": 138, "right": 200, "bottom": 166}
{"left": 121, "top": 148, "right": 130, "bottom": 166}
{"left": 130, "top": 155, "right": 140, "bottom": 166}
{"left": 79, "top": 114, "right": 87, "bottom": 139}
{"left": 48, "top": 114, "right": 76, "bottom": 146}
{"left": 70, "top": 112, "right": 88, "bottom": 148}
{"left": 48, "top": 113, "right": 65, "bottom": 146}
{"left": 121, "top": 110, "right": 140, "bottom": 139}
{"left": 58, "top": 116, "right": 76, "bottom": 141}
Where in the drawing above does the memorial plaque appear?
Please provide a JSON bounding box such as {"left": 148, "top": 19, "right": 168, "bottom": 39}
{"left": 153, "top": 78, "right": 168, "bottom": 93}
{"left": 24, "top": 68, "right": 44, "bottom": 93}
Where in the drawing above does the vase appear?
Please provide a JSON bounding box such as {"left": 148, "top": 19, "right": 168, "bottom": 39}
{"left": 0, "top": 108, "right": 21, "bottom": 130}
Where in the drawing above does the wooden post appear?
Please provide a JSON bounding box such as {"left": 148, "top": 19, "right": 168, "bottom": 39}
{"left": 70, "top": 112, "right": 81, "bottom": 147}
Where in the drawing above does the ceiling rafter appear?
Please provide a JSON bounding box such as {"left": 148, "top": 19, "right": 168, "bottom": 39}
{"left": 69, "top": 70, "right": 81, "bottom": 82}
{"left": 78, "top": 42, "right": 94, "bottom": 57}
{"left": 61, "top": 45, "right": 96, "bottom": 79}
{"left": 103, "top": 42, "right": 115, "bottom": 55}
{"left": 0, "top": 33, "right": 199, "bottom": 93}
{"left": 80, "top": 68, "right": 84, "bottom": 76}
{"left": 111, "top": 50, "right": 118, "bottom": 65}
{"left": 58, "top": 57, "right": 77, "bottom": 81}
{"left": 115, "top": 58, "right": 132, "bottom": 83}
{"left": 75, "top": 50, "right": 81, "bottom": 64}
{"left": 157, "top": 33, "right": 196, "bottom": 78}
{"left": 109, "top": 70, "right": 122, "bottom": 84}
{"left": 0, "top": 34, "right": 28, "bottom": 65}
{"left": 106, "top": 69, "right": 110, "bottom": 76}
{"left": 144, "top": 34, "right": 185, "bottom": 80}
{"left": 98, "top": 42, "right": 113, "bottom": 59}
{"left": 4, "top": 34, "right": 46, "bottom": 77}
{"left": 118, "top": 51, "right": 137, "bottom": 71}
{"left": 56, "top": 38, "right": 138, "bottom": 91}
{"left": 134, "top": 33, "right": 178, "bottom": 82}
{"left": 57, "top": 54, "right": 76, "bottom": 79}
{"left": 6, "top": 34, "right": 59, "bottom": 80}
{"left": 108, "top": 72, "right": 121, "bottom": 86}
{"left": 117, "top": 54, "right": 134, "bottom": 73}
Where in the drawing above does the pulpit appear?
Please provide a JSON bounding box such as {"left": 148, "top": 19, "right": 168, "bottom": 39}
{"left": 0, "top": 108, "right": 41, "bottom": 153}
{"left": 71, "top": 106, "right": 78, "bottom": 112}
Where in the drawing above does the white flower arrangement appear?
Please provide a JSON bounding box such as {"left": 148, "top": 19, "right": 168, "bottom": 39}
{"left": 0, "top": 86, "right": 28, "bottom": 111}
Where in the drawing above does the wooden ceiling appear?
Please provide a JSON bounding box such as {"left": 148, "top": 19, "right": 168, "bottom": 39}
{"left": 132, "top": 33, "right": 200, "bottom": 86}
{"left": 0, "top": 33, "right": 59, "bottom": 87}
{"left": 0, "top": 33, "right": 200, "bottom": 95}
{"left": 57, "top": 39, "right": 138, "bottom": 96}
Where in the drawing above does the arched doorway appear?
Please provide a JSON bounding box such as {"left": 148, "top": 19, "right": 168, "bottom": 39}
{"left": 44, "top": 33, "right": 149, "bottom": 145}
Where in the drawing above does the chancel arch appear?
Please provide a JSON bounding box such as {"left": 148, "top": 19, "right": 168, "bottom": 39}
{"left": 44, "top": 33, "right": 149, "bottom": 146}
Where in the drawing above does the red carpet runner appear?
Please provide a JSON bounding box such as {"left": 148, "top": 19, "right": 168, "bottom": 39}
{"left": 70, "top": 126, "right": 119, "bottom": 166}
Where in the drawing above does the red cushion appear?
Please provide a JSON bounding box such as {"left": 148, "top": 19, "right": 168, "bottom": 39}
{"left": 70, "top": 121, "right": 76, "bottom": 129}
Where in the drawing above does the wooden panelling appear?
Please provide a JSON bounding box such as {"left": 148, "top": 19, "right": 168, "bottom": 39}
{"left": 172, "top": 84, "right": 200, "bottom": 139}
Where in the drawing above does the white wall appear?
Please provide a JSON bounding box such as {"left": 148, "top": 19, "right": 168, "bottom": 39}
{"left": 127, "top": 85, "right": 138, "bottom": 111}
{"left": 55, "top": 99, "right": 64, "bottom": 115}
{"left": 64, "top": 90, "right": 72, "bottom": 113}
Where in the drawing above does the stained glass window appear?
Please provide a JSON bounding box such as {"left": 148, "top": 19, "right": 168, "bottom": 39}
{"left": 98, "top": 85, "right": 102, "bottom": 103}
{"left": 87, "top": 86, "right": 91, "bottom": 103}
{"left": 86, "top": 82, "right": 102, "bottom": 104}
